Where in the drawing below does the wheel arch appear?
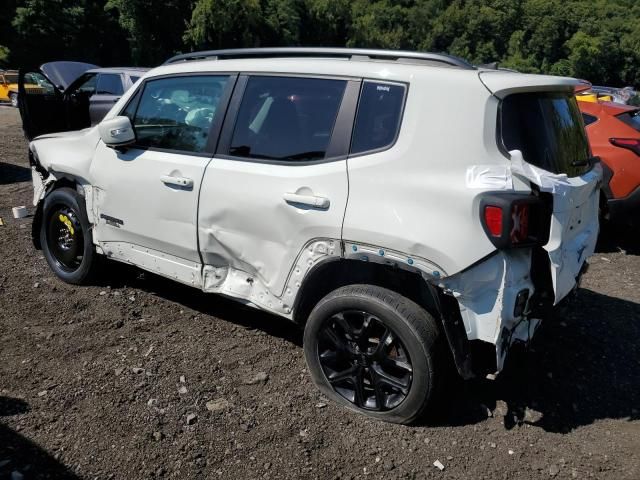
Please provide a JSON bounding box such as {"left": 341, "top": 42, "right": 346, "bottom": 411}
{"left": 32, "top": 177, "right": 84, "bottom": 250}
{"left": 292, "top": 258, "right": 475, "bottom": 379}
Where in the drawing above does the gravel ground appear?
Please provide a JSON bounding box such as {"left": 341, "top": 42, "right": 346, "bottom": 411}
{"left": 1, "top": 106, "right": 639, "bottom": 480}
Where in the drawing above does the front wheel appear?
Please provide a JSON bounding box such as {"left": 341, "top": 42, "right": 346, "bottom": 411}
{"left": 303, "top": 285, "right": 443, "bottom": 424}
{"left": 9, "top": 92, "right": 18, "bottom": 108}
{"left": 40, "top": 187, "right": 97, "bottom": 284}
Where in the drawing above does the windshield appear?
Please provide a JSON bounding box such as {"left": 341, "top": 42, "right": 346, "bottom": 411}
{"left": 616, "top": 110, "right": 640, "bottom": 132}
{"left": 5, "top": 74, "right": 18, "bottom": 84}
{"left": 500, "top": 92, "right": 591, "bottom": 177}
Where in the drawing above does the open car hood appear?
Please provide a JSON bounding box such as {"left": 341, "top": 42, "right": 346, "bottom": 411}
{"left": 40, "top": 61, "right": 98, "bottom": 91}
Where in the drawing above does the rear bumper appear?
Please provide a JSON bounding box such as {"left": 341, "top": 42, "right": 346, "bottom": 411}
{"left": 441, "top": 245, "right": 591, "bottom": 375}
{"left": 607, "top": 186, "right": 640, "bottom": 226}
{"left": 441, "top": 249, "right": 536, "bottom": 372}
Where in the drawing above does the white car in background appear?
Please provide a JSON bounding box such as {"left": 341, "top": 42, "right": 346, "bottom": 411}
{"left": 22, "top": 48, "right": 601, "bottom": 424}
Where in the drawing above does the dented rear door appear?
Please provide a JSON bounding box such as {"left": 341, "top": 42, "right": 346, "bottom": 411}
{"left": 197, "top": 75, "right": 359, "bottom": 298}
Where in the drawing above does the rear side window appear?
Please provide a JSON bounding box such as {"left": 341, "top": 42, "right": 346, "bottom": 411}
{"left": 130, "top": 75, "right": 230, "bottom": 153}
{"left": 616, "top": 110, "right": 640, "bottom": 132}
{"left": 350, "top": 81, "right": 406, "bottom": 155}
{"left": 582, "top": 113, "right": 598, "bottom": 126}
{"left": 97, "top": 74, "right": 124, "bottom": 95}
{"left": 501, "top": 93, "right": 591, "bottom": 177}
{"left": 229, "top": 76, "right": 347, "bottom": 162}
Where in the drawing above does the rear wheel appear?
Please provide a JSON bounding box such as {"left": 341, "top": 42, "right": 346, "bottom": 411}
{"left": 40, "top": 187, "right": 97, "bottom": 284}
{"left": 9, "top": 92, "right": 18, "bottom": 108}
{"left": 303, "top": 284, "right": 443, "bottom": 424}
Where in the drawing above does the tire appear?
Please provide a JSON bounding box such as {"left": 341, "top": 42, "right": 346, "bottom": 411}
{"left": 9, "top": 92, "right": 18, "bottom": 108}
{"left": 303, "top": 284, "right": 442, "bottom": 424}
{"left": 40, "top": 187, "right": 97, "bottom": 284}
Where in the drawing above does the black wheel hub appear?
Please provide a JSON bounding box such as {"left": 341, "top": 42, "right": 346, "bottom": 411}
{"left": 46, "top": 206, "right": 84, "bottom": 272}
{"left": 317, "top": 310, "right": 413, "bottom": 411}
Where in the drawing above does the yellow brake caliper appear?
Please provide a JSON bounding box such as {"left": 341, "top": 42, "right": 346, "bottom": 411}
{"left": 58, "top": 214, "right": 75, "bottom": 236}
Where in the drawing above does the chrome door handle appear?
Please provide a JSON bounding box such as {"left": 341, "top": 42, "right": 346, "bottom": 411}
{"left": 283, "top": 192, "right": 330, "bottom": 209}
{"left": 160, "top": 175, "right": 193, "bottom": 188}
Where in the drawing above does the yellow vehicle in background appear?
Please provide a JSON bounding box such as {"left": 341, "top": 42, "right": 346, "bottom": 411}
{"left": 0, "top": 70, "right": 48, "bottom": 107}
{"left": 576, "top": 92, "right": 614, "bottom": 103}
{"left": 0, "top": 70, "right": 20, "bottom": 105}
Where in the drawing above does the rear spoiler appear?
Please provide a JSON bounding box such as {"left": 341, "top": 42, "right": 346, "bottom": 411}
{"left": 478, "top": 70, "right": 584, "bottom": 99}
{"left": 574, "top": 80, "right": 593, "bottom": 94}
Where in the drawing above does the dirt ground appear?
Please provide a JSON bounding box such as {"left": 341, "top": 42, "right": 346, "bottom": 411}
{"left": 0, "top": 105, "right": 639, "bottom": 480}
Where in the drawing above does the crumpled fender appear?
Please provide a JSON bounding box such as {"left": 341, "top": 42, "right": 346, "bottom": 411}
{"left": 29, "top": 127, "right": 101, "bottom": 186}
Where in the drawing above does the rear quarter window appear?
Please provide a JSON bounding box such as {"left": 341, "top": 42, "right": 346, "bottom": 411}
{"left": 350, "top": 81, "right": 406, "bottom": 155}
{"left": 500, "top": 92, "right": 591, "bottom": 177}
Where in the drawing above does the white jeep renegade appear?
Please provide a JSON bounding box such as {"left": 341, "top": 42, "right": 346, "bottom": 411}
{"left": 22, "top": 48, "right": 601, "bottom": 424}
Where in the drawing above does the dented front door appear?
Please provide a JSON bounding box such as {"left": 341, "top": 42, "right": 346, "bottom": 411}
{"left": 90, "top": 74, "right": 235, "bottom": 272}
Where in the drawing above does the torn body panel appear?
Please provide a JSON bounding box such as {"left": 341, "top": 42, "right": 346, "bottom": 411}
{"left": 510, "top": 150, "right": 602, "bottom": 304}
{"left": 443, "top": 153, "right": 601, "bottom": 371}
{"left": 440, "top": 249, "right": 534, "bottom": 371}
{"left": 201, "top": 238, "right": 341, "bottom": 317}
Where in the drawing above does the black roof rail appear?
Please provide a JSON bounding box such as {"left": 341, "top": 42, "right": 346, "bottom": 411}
{"left": 163, "top": 47, "right": 475, "bottom": 70}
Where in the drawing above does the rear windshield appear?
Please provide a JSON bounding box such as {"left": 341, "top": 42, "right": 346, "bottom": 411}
{"left": 500, "top": 92, "right": 591, "bottom": 177}
{"left": 616, "top": 110, "right": 640, "bottom": 132}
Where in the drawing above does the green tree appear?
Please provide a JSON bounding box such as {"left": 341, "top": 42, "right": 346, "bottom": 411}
{"left": 106, "top": 0, "right": 195, "bottom": 65}
{"left": 1, "top": 0, "right": 639, "bottom": 87}
{"left": 184, "top": 0, "right": 264, "bottom": 50}
{"left": 0, "top": 45, "right": 9, "bottom": 66}
{"left": 300, "top": 0, "right": 351, "bottom": 46}
{"left": 348, "top": 0, "right": 414, "bottom": 49}
{"left": 12, "top": 0, "right": 129, "bottom": 66}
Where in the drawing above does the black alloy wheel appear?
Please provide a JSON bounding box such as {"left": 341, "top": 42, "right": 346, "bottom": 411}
{"left": 317, "top": 310, "right": 413, "bottom": 411}
{"left": 304, "top": 284, "right": 443, "bottom": 424}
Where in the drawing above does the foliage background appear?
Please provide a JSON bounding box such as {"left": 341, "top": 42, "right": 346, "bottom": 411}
{"left": 1, "top": 0, "right": 639, "bottom": 86}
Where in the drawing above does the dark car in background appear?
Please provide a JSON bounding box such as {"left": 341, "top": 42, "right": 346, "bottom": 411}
{"left": 18, "top": 61, "right": 147, "bottom": 139}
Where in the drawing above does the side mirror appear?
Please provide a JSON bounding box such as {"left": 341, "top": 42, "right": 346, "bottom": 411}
{"left": 99, "top": 116, "right": 135, "bottom": 148}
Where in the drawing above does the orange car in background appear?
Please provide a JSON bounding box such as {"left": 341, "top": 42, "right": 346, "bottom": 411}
{"left": 578, "top": 98, "right": 640, "bottom": 226}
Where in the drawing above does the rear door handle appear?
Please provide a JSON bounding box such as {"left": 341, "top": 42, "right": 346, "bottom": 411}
{"left": 161, "top": 175, "right": 193, "bottom": 188}
{"left": 283, "top": 193, "right": 330, "bottom": 209}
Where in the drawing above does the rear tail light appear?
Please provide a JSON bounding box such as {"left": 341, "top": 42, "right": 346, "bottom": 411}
{"left": 483, "top": 206, "right": 503, "bottom": 237}
{"left": 609, "top": 138, "right": 640, "bottom": 156}
{"left": 480, "top": 194, "right": 550, "bottom": 249}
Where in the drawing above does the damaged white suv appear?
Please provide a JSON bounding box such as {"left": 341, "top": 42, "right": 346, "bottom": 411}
{"left": 23, "top": 48, "right": 601, "bottom": 424}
